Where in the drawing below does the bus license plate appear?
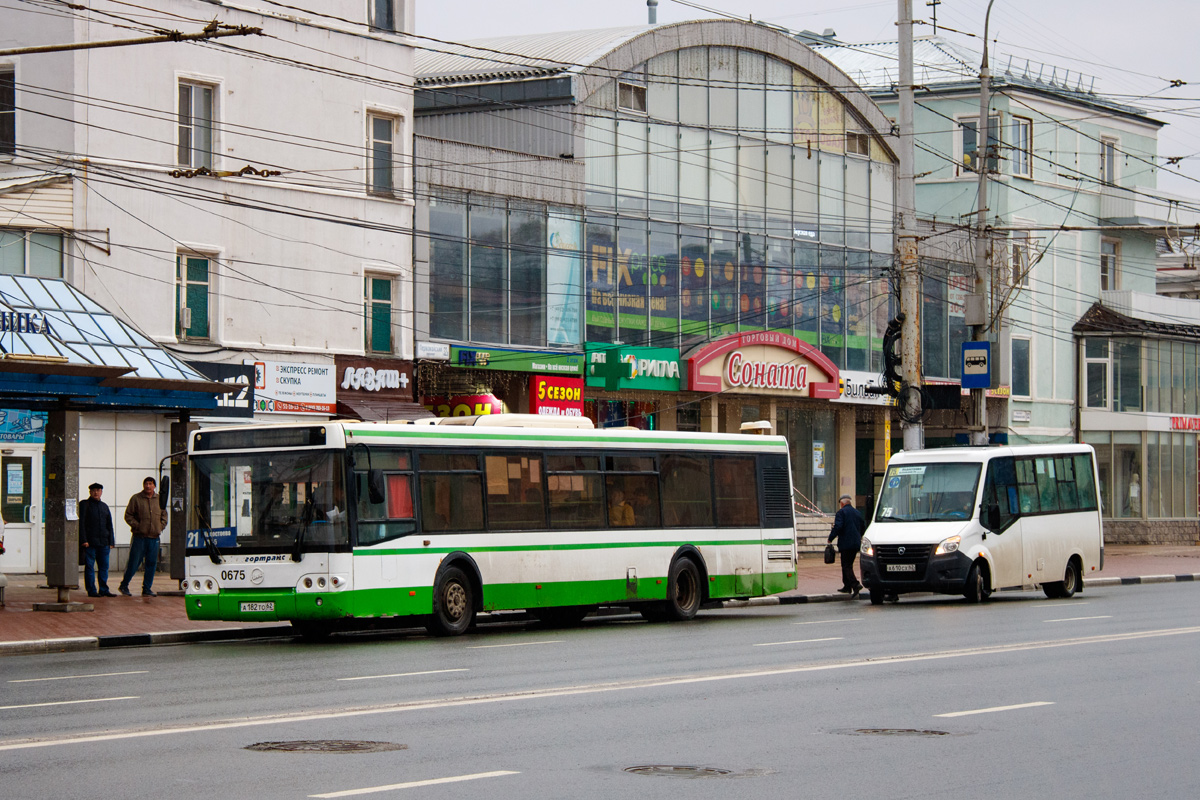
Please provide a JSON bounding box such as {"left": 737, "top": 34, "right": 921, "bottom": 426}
{"left": 240, "top": 602, "right": 274, "bottom": 613}
{"left": 886, "top": 564, "right": 916, "bottom": 572}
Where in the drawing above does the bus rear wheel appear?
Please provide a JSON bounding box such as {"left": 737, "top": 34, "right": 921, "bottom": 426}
{"left": 427, "top": 566, "right": 475, "bottom": 637}
{"left": 664, "top": 558, "right": 702, "bottom": 621}
{"left": 1043, "top": 560, "right": 1080, "bottom": 599}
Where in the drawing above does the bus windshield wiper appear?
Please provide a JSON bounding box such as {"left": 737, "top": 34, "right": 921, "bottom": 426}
{"left": 292, "top": 501, "right": 313, "bottom": 563}
{"left": 196, "top": 507, "right": 223, "bottom": 564}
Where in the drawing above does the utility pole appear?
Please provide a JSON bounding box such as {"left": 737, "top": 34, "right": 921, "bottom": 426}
{"left": 967, "top": 0, "right": 998, "bottom": 446}
{"left": 897, "top": 0, "right": 923, "bottom": 450}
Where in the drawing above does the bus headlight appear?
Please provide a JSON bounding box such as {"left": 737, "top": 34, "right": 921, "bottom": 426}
{"left": 935, "top": 535, "right": 961, "bottom": 555}
{"left": 860, "top": 537, "right": 873, "bottom": 557}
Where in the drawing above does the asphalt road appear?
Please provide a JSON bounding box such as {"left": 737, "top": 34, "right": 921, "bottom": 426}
{"left": 2, "top": 583, "right": 1198, "bottom": 799}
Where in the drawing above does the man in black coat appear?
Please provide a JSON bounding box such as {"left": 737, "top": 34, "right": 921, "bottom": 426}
{"left": 828, "top": 494, "right": 866, "bottom": 598}
{"left": 79, "top": 482, "right": 117, "bottom": 597}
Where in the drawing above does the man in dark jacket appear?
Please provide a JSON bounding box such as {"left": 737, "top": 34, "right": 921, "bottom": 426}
{"left": 828, "top": 494, "right": 866, "bottom": 597}
{"left": 79, "top": 482, "right": 117, "bottom": 597}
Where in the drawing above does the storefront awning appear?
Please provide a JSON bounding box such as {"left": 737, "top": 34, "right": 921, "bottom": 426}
{"left": 0, "top": 275, "right": 228, "bottom": 411}
{"left": 336, "top": 397, "right": 434, "bottom": 422}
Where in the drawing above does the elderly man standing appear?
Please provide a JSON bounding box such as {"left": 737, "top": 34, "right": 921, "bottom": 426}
{"left": 79, "top": 482, "right": 116, "bottom": 597}
{"left": 828, "top": 494, "right": 866, "bottom": 598}
{"left": 118, "top": 476, "right": 168, "bottom": 597}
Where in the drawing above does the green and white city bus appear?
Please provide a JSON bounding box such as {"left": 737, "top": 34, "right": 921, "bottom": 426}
{"left": 183, "top": 415, "right": 797, "bottom": 636}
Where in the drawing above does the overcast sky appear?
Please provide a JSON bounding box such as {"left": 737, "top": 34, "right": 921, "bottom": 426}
{"left": 417, "top": 0, "right": 1200, "bottom": 198}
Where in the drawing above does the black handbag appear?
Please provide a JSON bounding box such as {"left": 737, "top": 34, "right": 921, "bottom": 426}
{"left": 824, "top": 543, "right": 836, "bottom": 564}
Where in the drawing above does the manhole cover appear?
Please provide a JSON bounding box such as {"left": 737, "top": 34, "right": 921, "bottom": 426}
{"left": 850, "top": 728, "right": 952, "bottom": 737}
{"left": 623, "top": 765, "right": 733, "bottom": 778}
{"left": 245, "top": 740, "right": 407, "bottom": 753}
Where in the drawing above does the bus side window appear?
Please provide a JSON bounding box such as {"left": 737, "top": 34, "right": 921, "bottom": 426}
{"left": 983, "top": 456, "right": 1018, "bottom": 530}
{"left": 1074, "top": 454, "right": 1098, "bottom": 510}
{"left": 713, "top": 456, "right": 759, "bottom": 527}
{"left": 661, "top": 454, "right": 713, "bottom": 528}
{"left": 1016, "top": 457, "right": 1041, "bottom": 514}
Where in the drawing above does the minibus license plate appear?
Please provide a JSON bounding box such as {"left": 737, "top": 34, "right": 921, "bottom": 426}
{"left": 240, "top": 602, "right": 274, "bottom": 613}
{"left": 886, "top": 564, "right": 916, "bottom": 572}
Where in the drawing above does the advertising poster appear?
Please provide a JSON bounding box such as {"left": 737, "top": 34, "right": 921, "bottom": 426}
{"left": 528, "top": 375, "right": 585, "bottom": 417}
{"left": 251, "top": 360, "right": 337, "bottom": 415}
{"left": 546, "top": 214, "right": 583, "bottom": 346}
{"left": 813, "top": 441, "right": 826, "bottom": 477}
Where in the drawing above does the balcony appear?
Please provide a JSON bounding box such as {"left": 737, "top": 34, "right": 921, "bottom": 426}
{"left": 1100, "top": 185, "right": 1200, "bottom": 231}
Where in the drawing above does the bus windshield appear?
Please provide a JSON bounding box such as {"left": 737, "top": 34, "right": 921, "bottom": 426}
{"left": 875, "top": 462, "right": 981, "bottom": 523}
{"left": 189, "top": 450, "right": 348, "bottom": 550}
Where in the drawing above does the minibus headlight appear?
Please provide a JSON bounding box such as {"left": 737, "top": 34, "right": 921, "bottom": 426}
{"left": 935, "top": 535, "right": 961, "bottom": 555}
{"left": 860, "top": 537, "right": 873, "bottom": 557}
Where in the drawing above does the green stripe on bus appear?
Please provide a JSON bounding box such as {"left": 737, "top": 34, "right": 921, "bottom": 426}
{"left": 354, "top": 539, "right": 774, "bottom": 556}
{"left": 343, "top": 427, "right": 787, "bottom": 449}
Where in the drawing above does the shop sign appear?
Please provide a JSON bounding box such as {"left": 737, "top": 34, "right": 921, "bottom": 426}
{"left": 683, "top": 331, "right": 839, "bottom": 399}
{"left": 422, "top": 394, "right": 506, "bottom": 417}
{"left": 0, "top": 311, "right": 50, "bottom": 335}
{"left": 449, "top": 346, "right": 583, "bottom": 375}
{"left": 250, "top": 359, "right": 337, "bottom": 415}
{"left": 188, "top": 362, "right": 255, "bottom": 418}
{"left": 529, "top": 375, "right": 584, "bottom": 417}
{"left": 0, "top": 409, "right": 46, "bottom": 443}
{"left": 1171, "top": 417, "right": 1200, "bottom": 431}
{"left": 335, "top": 356, "right": 414, "bottom": 401}
{"left": 585, "top": 346, "right": 681, "bottom": 392}
{"left": 833, "top": 370, "right": 895, "bottom": 407}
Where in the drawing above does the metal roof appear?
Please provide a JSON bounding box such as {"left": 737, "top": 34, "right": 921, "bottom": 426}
{"left": 815, "top": 36, "right": 1153, "bottom": 119}
{"left": 416, "top": 26, "right": 651, "bottom": 86}
{"left": 0, "top": 275, "right": 214, "bottom": 388}
{"left": 0, "top": 171, "right": 69, "bottom": 196}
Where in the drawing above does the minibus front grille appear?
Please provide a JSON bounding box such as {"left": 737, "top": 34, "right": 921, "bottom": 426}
{"left": 874, "top": 543, "right": 933, "bottom": 580}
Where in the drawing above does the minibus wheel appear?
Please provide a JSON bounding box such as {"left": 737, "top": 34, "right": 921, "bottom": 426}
{"left": 964, "top": 561, "right": 991, "bottom": 603}
{"left": 869, "top": 587, "right": 885, "bottom": 605}
{"left": 1044, "top": 560, "right": 1080, "bottom": 599}
{"left": 427, "top": 565, "right": 475, "bottom": 636}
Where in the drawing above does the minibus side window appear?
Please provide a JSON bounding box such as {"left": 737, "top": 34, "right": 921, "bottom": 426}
{"left": 1074, "top": 454, "right": 1098, "bottom": 511}
{"left": 1016, "top": 457, "right": 1041, "bottom": 514}
{"left": 982, "top": 456, "right": 1019, "bottom": 531}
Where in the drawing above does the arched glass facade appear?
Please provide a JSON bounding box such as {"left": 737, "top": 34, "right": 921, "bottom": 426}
{"left": 582, "top": 46, "right": 895, "bottom": 370}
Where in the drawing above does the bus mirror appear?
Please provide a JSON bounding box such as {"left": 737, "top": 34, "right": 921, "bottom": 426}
{"left": 982, "top": 503, "right": 1001, "bottom": 531}
{"left": 368, "top": 469, "right": 386, "bottom": 505}
{"left": 159, "top": 477, "right": 170, "bottom": 510}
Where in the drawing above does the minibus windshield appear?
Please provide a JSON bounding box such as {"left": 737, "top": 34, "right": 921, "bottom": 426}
{"left": 875, "top": 462, "right": 982, "bottom": 522}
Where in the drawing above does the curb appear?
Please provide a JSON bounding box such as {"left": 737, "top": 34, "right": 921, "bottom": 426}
{"left": 5, "top": 572, "right": 1200, "bottom": 656}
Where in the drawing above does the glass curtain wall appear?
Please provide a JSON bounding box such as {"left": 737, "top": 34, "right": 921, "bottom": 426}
{"left": 582, "top": 46, "right": 896, "bottom": 362}
{"left": 1083, "top": 430, "right": 1199, "bottom": 521}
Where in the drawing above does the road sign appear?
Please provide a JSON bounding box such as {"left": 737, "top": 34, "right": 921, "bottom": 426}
{"left": 961, "top": 342, "right": 991, "bottom": 389}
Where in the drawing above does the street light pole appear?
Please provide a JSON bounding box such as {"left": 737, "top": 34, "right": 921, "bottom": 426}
{"left": 897, "top": 0, "right": 923, "bottom": 450}
{"left": 968, "top": 0, "right": 998, "bottom": 446}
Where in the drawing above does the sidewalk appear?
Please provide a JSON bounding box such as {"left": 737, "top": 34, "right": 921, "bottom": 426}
{"left": 1, "top": 544, "right": 1197, "bottom": 654}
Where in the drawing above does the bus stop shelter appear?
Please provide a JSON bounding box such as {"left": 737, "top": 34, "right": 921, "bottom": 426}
{"left": 0, "top": 275, "right": 227, "bottom": 608}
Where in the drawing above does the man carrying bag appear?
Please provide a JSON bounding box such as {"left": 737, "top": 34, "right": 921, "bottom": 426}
{"left": 828, "top": 494, "right": 865, "bottom": 598}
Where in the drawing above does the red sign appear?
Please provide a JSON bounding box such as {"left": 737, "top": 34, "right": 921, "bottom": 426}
{"left": 1171, "top": 417, "right": 1200, "bottom": 431}
{"left": 422, "top": 394, "right": 506, "bottom": 417}
{"left": 683, "top": 331, "right": 839, "bottom": 398}
{"left": 529, "top": 375, "right": 585, "bottom": 417}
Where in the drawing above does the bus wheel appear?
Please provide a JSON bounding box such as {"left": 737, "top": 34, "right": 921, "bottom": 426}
{"left": 964, "top": 561, "right": 990, "bottom": 603}
{"left": 869, "top": 588, "right": 885, "bottom": 606}
{"left": 427, "top": 566, "right": 475, "bottom": 637}
{"left": 532, "top": 606, "right": 591, "bottom": 627}
{"left": 664, "top": 558, "right": 702, "bottom": 621}
{"left": 1044, "top": 560, "right": 1080, "bottom": 599}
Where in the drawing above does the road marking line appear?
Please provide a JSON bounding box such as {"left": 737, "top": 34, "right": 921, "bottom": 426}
{"left": 0, "top": 696, "right": 138, "bottom": 711}
{"left": 754, "top": 637, "right": 844, "bottom": 647}
{"left": 4, "top": 625, "right": 1200, "bottom": 752}
{"left": 467, "top": 640, "right": 562, "bottom": 649}
{"left": 936, "top": 701, "right": 1054, "bottom": 718}
{"left": 793, "top": 618, "right": 862, "bottom": 625}
{"left": 310, "top": 771, "right": 519, "bottom": 798}
{"left": 1043, "top": 616, "right": 1113, "bottom": 623}
{"left": 1028, "top": 602, "right": 1089, "bottom": 608}
{"left": 337, "top": 669, "right": 468, "bottom": 682}
{"left": 8, "top": 671, "right": 148, "bottom": 684}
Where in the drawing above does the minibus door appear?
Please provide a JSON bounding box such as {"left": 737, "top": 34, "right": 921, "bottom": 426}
{"left": 980, "top": 457, "right": 1025, "bottom": 589}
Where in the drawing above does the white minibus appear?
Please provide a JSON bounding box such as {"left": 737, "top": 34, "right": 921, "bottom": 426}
{"left": 860, "top": 444, "right": 1103, "bottom": 605}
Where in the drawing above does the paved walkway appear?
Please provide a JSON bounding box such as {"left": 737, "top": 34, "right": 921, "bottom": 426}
{"left": 1, "top": 544, "right": 1197, "bottom": 654}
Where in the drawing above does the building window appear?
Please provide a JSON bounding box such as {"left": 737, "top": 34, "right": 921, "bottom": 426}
{"left": 368, "top": 113, "right": 398, "bottom": 195}
{"left": 1011, "top": 230, "right": 1031, "bottom": 287}
{"left": 0, "top": 230, "right": 63, "bottom": 277}
{"left": 177, "top": 253, "right": 211, "bottom": 340}
{"left": 1011, "top": 336, "right": 1031, "bottom": 397}
{"left": 364, "top": 274, "right": 393, "bottom": 353}
{"left": 1100, "top": 238, "right": 1119, "bottom": 291}
{"left": 618, "top": 82, "right": 647, "bottom": 113}
{"left": 1084, "top": 337, "right": 1110, "bottom": 409}
{"left": 846, "top": 131, "right": 870, "bottom": 157}
{"left": 178, "top": 81, "right": 215, "bottom": 168}
{"left": 1010, "top": 116, "right": 1032, "bottom": 177}
{"left": 369, "top": 0, "right": 397, "bottom": 31}
{"left": 0, "top": 67, "right": 14, "bottom": 156}
{"left": 960, "top": 115, "right": 1000, "bottom": 174}
{"left": 1100, "top": 137, "right": 1118, "bottom": 186}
